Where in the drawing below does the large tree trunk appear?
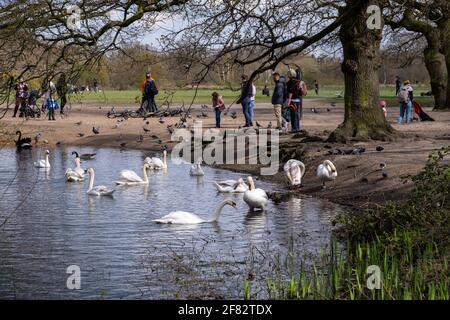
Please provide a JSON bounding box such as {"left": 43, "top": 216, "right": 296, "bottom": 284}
{"left": 424, "top": 47, "right": 447, "bottom": 110}
{"left": 445, "top": 53, "right": 450, "bottom": 109}
{"left": 330, "top": 0, "right": 395, "bottom": 142}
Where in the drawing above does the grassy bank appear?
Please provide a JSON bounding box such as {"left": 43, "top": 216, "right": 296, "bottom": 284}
{"left": 245, "top": 147, "right": 450, "bottom": 300}
{"left": 67, "top": 84, "right": 434, "bottom": 106}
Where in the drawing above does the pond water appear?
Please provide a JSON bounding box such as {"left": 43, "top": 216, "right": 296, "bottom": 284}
{"left": 0, "top": 147, "right": 341, "bottom": 299}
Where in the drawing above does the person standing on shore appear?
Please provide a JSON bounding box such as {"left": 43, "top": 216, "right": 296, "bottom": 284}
{"left": 271, "top": 72, "right": 286, "bottom": 130}
{"left": 314, "top": 80, "right": 319, "bottom": 95}
{"left": 212, "top": 92, "right": 225, "bottom": 128}
{"left": 397, "top": 80, "right": 414, "bottom": 125}
{"left": 395, "top": 76, "right": 401, "bottom": 95}
{"left": 237, "top": 75, "right": 255, "bottom": 127}
{"left": 45, "top": 81, "right": 58, "bottom": 121}
{"left": 56, "top": 74, "right": 68, "bottom": 115}
{"left": 140, "top": 72, "right": 158, "bottom": 113}
{"left": 13, "top": 78, "right": 28, "bottom": 117}
{"left": 286, "top": 69, "right": 306, "bottom": 132}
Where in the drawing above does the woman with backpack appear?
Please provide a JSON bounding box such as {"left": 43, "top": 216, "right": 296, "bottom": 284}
{"left": 212, "top": 92, "right": 225, "bottom": 128}
{"left": 286, "top": 69, "right": 306, "bottom": 132}
{"left": 140, "top": 72, "right": 158, "bottom": 114}
{"left": 397, "top": 80, "right": 413, "bottom": 125}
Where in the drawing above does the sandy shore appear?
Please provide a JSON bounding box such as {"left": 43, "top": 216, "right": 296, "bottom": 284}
{"left": 1, "top": 99, "right": 449, "bottom": 208}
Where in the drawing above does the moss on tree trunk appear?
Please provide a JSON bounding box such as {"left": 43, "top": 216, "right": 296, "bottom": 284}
{"left": 330, "top": 0, "right": 396, "bottom": 142}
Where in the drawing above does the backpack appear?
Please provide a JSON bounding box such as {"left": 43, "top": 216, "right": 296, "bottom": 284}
{"left": 295, "top": 80, "right": 307, "bottom": 97}
{"left": 145, "top": 80, "right": 159, "bottom": 96}
{"left": 397, "top": 87, "right": 409, "bottom": 103}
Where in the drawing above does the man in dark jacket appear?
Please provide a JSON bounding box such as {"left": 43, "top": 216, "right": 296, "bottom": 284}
{"left": 271, "top": 72, "right": 286, "bottom": 129}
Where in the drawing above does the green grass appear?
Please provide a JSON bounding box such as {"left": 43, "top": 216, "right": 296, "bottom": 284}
{"left": 67, "top": 84, "right": 435, "bottom": 106}
{"left": 255, "top": 234, "right": 449, "bottom": 300}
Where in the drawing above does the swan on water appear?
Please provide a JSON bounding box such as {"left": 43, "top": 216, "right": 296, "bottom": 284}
{"left": 145, "top": 148, "right": 167, "bottom": 170}
{"left": 189, "top": 160, "right": 204, "bottom": 176}
{"left": 34, "top": 150, "right": 51, "bottom": 168}
{"left": 214, "top": 178, "right": 249, "bottom": 193}
{"left": 65, "top": 152, "right": 85, "bottom": 182}
{"left": 152, "top": 199, "right": 237, "bottom": 224}
{"left": 15, "top": 131, "right": 32, "bottom": 149}
{"left": 243, "top": 176, "right": 268, "bottom": 211}
{"left": 284, "top": 159, "right": 306, "bottom": 186}
{"left": 115, "top": 163, "right": 151, "bottom": 185}
{"left": 317, "top": 160, "right": 337, "bottom": 188}
{"left": 85, "top": 168, "right": 115, "bottom": 196}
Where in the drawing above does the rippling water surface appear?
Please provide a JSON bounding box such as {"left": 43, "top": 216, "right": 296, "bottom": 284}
{"left": 0, "top": 147, "right": 341, "bottom": 299}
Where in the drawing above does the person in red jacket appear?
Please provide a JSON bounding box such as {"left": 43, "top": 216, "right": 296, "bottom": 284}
{"left": 13, "top": 78, "right": 28, "bottom": 117}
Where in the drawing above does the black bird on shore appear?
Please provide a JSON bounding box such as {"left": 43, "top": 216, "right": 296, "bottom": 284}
{"left": 120, "top": 142, "right": 126, "bottom": 148}
{"left": 256, "top": 121, "right": 262, "bottom": 128}
{"left": 75, "top": 121, "right": 82, "bottom": 126}
{"left": 78, "top": 133, "right": 85, "bottom": 137}
{"left": 327, "top": 108, "right": 331, "bottom": 112}
{"left": 143, "top": 127, "right": 150, "bottom": 133}
{"left": 376, "top": 146, "right": 384, "bottom": 152}
{"left": 92, "top": 126, "right": 100, "bottom": 134}
{"left": 311, "top": 108, "right": 319, "bottom": 114}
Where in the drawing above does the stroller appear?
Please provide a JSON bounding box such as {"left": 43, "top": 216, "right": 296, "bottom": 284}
{"left": 20, "top": 89, "right": 42, "bottom": 118}
{"left": 413, "top": 101, "right": 434, "bottom": 122}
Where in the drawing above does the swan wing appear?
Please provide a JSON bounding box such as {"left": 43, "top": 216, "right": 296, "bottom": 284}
{"left": 218, "top": 179, "right": 237, "bottom": 186}
{"left": 244, "top": 190, "right": 268, "bottom": 209}
{"left": 151, "top": 157, "right": 164, "bottom": 167}
{"left": 233, "top": 182, "right": 249, "bottom": 193}
{"left": 153, "top": 211, "right": 203, "bottom": 224}
{"left": 75, "top": 167, "right": 85, "bottom": 176}
{"left": 213, "top": 182, "right": 232, "bottom": 193}
{"left": 120, "top": 169, "right": 143, "bottom": 182}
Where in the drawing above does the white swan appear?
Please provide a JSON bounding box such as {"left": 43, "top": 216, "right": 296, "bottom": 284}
{"left": 145, "top": 149, "right": 167, "bottom": 170}
{"left": 85, "top": 168, "right": 115, "bottom": 196}
{"left": 115, "top": 163, "right": 151, "bottom": 185}
{"left": 284, "top": 159, "right": 306, "bottom": 186}
{"left": 317, "top": 160, "right": 337, "bottom": 188}
{"left": 243, "top": 176, "right": 268, "bottom": 211}
{"left": 34, "top": 150, "right": 51, "bottom": 168}
{"left": 153, "top": 199, "right": 237, "bottom": 224}
{"left": 214, "top": 178, "right": 249, "bottom": 193}
{"left": 65, "top": 152, "right": 85, "bottom": 182}
{"left": 189, "top": 160, "right": 204, "bottom": 176}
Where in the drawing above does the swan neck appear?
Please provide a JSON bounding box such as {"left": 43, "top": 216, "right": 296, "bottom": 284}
{"left": 210, "top": 200, "right": 228, "bottom": 222}
{"left": 143, "top": 166, "right": 149, "bottom": 182}
{"left": 88, "top": 171, "right": 94, "bottom": 191}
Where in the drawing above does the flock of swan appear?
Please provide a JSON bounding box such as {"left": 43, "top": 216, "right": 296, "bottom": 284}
{"left": 31, "top": 148, "right": 337, "bottom": 225}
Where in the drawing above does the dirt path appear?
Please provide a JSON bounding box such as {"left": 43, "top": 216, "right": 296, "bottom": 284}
{"left": 1, "top": 101, "right": 449, "bottom": 209}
